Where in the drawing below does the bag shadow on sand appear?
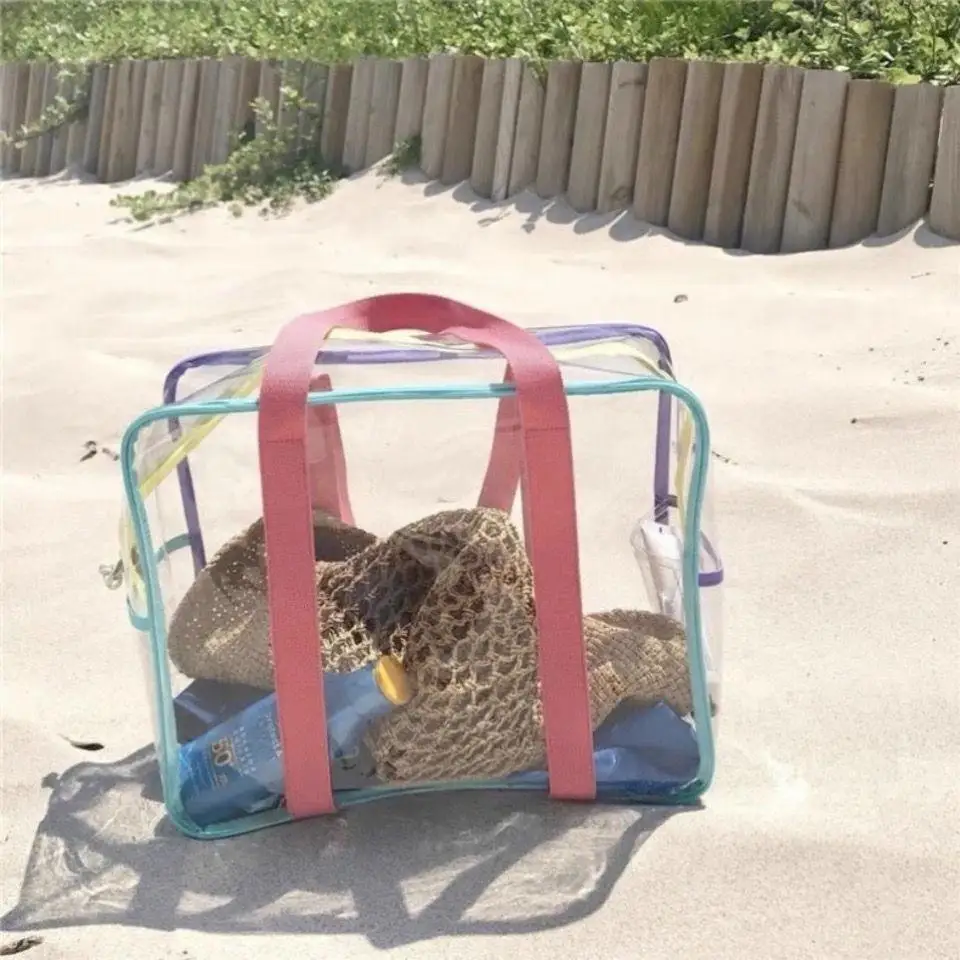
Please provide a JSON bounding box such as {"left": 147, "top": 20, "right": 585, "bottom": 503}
{"left": 2, "top": 746, "right": 693, "bottom": 948}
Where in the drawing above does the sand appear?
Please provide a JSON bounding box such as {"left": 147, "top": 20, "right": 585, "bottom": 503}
{"left": 1, "top": 169, "right": 959, "bottom": 960}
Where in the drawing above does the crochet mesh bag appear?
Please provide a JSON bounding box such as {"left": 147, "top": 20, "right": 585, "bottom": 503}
{"left": 113, "top": 293, "right": 724, "bottom": 839}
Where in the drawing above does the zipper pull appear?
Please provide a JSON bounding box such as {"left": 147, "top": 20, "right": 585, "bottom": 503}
{"left": 99, "top": 559, "right": 124, "bottom": 590}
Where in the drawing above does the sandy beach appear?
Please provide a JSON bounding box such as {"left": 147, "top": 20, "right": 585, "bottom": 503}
{"left": 1, "top": 169, "right": 958, "bottom": 959}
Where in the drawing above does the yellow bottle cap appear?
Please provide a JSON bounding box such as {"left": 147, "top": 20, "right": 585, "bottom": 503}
{"left": 373, "top": 654, "right": 413, "bottom": 706}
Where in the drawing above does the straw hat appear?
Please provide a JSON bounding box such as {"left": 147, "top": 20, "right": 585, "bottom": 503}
{"left": 167, "top": 507, "right": 693, "bottom": 783}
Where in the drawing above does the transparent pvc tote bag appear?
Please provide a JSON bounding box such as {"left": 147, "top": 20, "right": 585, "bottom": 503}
{"left": 114, "top": 293, "right": 723, "bottom": 838}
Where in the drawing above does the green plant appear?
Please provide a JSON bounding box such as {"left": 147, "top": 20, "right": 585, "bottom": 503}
{"left": 384, "top": 134, "right": 421, "bottom": 177}
{"left": 0, "top": 62, "right": 90, "bottom": 151}
{"left": 741, "top": 0, "right": 960, "bottom": 83}
{"left": 110, "top": 87, "right": 338, "bottom": 223}
{"left": 2, "top": 0, "right": 959, "bottom": 84}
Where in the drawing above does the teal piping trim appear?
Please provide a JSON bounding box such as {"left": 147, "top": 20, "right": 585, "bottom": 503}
{"left": 127, "top": 602, "right": 151, "bottom": 632}
{"left": 120, "top": 376, "right": 715, "bottom": 839}
{"left": 125, "top": 533, "right": 193, "bottom": 631}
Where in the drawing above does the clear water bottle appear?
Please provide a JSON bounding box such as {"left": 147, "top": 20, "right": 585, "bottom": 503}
{"left": 178, "top": 654, "right": 412, "bottom": 827}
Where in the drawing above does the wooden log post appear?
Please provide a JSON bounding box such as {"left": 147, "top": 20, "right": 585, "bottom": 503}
{"left": 490, "top": 58, "right": 523, "bottom": 203}
{"left": 394, "top": 57, "right": 429, "bottom": 146}
{"left": 566, "top": 62, "right": 612, "bottom": 212}
{"left": 0, "top": 64, "right": 14, "bottom": 171}
{"left": 153, "top": 59, "right": 185, "bottom": 175}
{"left": 19, "top": 63, "right": 48, "bottom": 176}
{"left": 420, "top": 53, "right": 455, "bottom": 179}
{"left": 48, "top": 70, "right": 74, "bottom": 175}
{"left": 98, "top": 60, "right": 123, "bottom": 181}
{"left": 189, "top": 59, "right": 222, "bottom": 178}
{"left": 2, "top": 63, "right": 32, "bottom": 175}
{"left": 64, "top": 66, "right": 91, "bottom": 171}
{"left": 535, "top": 60, "right": 581, "bottom": 199}
{"left": 171, "top": 59, "right": 201, "bottom": 181}
{"left": 470, "top": 58, "right": 506, "bottom": 198}
{"left": 233, "top": 57, "right": 262, "bottom": 141}
{"left": 319, "top": 62, "right": 353, "bottom": 170}
{"left": 633, "top": 58, "right": 687, "bottom": 226}
{"left": 596, "top": 62, "right": 647, "bottom": 214}
{"left": 780, "top": 69, "right": 849, "bottom": 253}
{"left": 703, "top": 62, "right": 764, "bottom": 249}
{"left": 208, "top": 55, "right": 242, "bottom": 166}
{"left": 124, "top": 60, "right": 148, "bottom": 178}
{"left": 255, "top": 60, "right": 282, "bottom": 140}
{"left": 341, "top": 57, "right": 375, "bottom": 173}
{"left": 82, "top": 63, "right": 109, "bottom": 175}
{"left": 828, "top": 79, "right": 895, "bottom": 248}
{"left": 440, "top": 54, "right": 484, "bottom": 186}
{"left": 668, "top": 59, "right": 725, "bottom": 241}
{"left": 929, "top": 85, "right": 960, "bottom": 241}
{"left": 365, "top": 59, "right": 403, "bottom": 168}
{"left": 506, "top": 63, "right": 545, "bottom": 196}
{"left": 95, "top": 63, "right": 120, "bottom": 181}
{"left": 740, "top": 64, "right": 804, "bottom": 254}
{"left": 876, "top": 83, "right": 944, "bottom": 237}
{"left": 298, "top": 62, "right": 328, "bottom": 157}
{"left": 105, "top": 60, "right": 142, "bottom": 182}
{"left": 35, "top": 63, "right": 59, "bottom": 177}
{"left": 136, "top": 59, "right": 165, "bottom": 175}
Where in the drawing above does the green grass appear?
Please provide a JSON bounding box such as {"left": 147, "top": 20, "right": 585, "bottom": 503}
{"left": 108, "top": 87, "right": 338, "bottom": 223}
{"left": 385, "top": 135, "right": 423, "bottom": 179}
{"left": 3, "top": 0, "right": 959, "bottom": 85}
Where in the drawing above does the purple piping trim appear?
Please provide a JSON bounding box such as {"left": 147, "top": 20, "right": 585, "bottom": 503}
{"left": 699, "top": 539, "right": 724, "bottom": 588}
{"left": 162, "top": 324, "right": 673, "bottom": 377}
{"left": 161, "top": 324, "right": 680, "bottom": 579}
{"left": 656, "top": 495, "right": 723, "bottom": 587}
{"left": 161, "top": 367, "right": 208, "bottom": 572}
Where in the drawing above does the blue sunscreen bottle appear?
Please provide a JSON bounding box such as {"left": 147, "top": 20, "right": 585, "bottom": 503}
{"left": 178, "top": 654, "right": 412, "bottom": 827}
{"left": 506, "top": 703, "right": 701, "bottom": 789}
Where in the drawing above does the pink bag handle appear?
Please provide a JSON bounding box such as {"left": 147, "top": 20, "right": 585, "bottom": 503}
{"left": 478, "top": 370, "right": 522, "bottom": 512}
{"left": 306, "top": 374, "right": 355, "bottom": 524}
{"left": 258, "top": 293, "right": 595, "bottom": 819}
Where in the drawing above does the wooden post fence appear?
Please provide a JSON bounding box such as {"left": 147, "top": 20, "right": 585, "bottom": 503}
{"left": 1, "top": 55, "right": 958, "bottom": 248}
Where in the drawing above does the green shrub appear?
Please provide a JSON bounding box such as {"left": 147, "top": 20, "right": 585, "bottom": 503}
{"left": 3, "top": 0, "right": 959, "bottom": 84}
{"left": 110, "top": 87, "right": 337, "bottom": 223}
